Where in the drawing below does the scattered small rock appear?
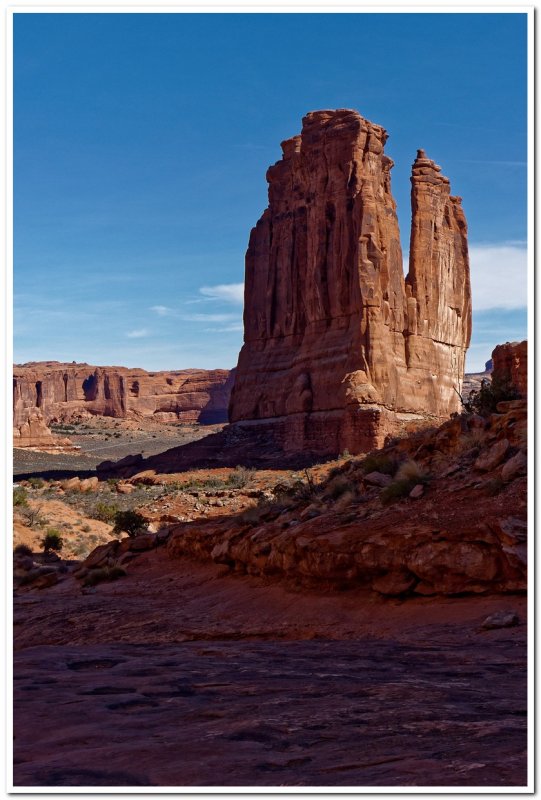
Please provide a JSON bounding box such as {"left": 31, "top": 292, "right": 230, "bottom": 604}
{"left": 481, "top": 611, "right": 520, "bottom": 630}
{"left": 409, "top": 484, "right": 424, "bottom": 499}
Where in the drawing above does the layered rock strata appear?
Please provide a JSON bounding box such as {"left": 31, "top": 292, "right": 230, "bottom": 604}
{"left": 492, "top": 341, "right": 527, "bottom": 397}
{"left": 229, "top": 109, "right": 471, "bottom": 454}
{"left": 13, "top": 363, "right": 234, "bottom": 427}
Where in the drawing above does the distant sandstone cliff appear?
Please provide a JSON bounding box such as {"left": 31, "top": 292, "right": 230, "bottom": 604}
{"left": 229, "top": 108, "right": 472, "bottom": 454}
{"left": 13, "top": 363, "right": 234, "bottom": 446}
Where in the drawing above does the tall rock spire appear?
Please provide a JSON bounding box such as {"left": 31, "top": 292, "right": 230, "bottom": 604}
{"left": 404, "top": 149, "right": 472, "bottom": 414}
{"left": 229, "top": 110, "right": 472, "bottom": 455}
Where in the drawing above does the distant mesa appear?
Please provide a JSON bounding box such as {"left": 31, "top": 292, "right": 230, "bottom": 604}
{"left": 229, "top": 108, "right": 472, "bottom": 454}
{"left": 13, "top": 363, "right": 234, "bottom": 449}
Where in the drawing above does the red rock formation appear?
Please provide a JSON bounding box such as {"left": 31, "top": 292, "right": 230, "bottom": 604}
{"left": 229, "top": 109, "right": 471, "bottom": 454}
{"left": 13, "top": 362, "right": 234, "bottom": 427}
{"left": 13, "top": 408, "right": 75, "bottom": 451}
{"left": 492, "top": 341, "right": 527, "bottom": 397}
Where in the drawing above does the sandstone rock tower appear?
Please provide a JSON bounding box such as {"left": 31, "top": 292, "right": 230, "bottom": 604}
{"left": 229, "top": 109, "right": 471, "bottom": 454}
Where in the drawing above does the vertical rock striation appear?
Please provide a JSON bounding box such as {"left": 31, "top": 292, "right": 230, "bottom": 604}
{"left": 229, "top": 109, "right": 471, "bottom": 454}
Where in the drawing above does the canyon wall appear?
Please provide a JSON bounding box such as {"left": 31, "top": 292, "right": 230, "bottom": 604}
{"left": 13, "top": 363, "right": 234, "bottom": 430}
{"left": 229, "top": 109, "right": 471, "bottom": 454}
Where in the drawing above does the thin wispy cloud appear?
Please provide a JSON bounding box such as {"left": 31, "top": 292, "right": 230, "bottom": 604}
{"left": 150, "top": 305, "right": 173, "bottom": 316}
{"left": 204, "top": 323, "right": 244, "bottom": 333}
{"left": 198, "top": 283, "right": 244, "bottom": 304}
{"left": 126, "top": 328, "right": 150, "bottom": 339}
{"left": 183, "top": 313, "right": 238, "bottom": 324}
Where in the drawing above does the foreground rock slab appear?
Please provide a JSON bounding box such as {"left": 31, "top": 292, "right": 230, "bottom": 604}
{"left": 14, "top": 634, "right": 526, "bottom": 788}
{"left": 13, "top": 553, "right": 527, "bottom": 789}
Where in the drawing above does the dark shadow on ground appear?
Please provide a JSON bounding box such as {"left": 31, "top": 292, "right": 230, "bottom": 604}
{"left": 96, "top": 424, "right": 330, "bottom": 479}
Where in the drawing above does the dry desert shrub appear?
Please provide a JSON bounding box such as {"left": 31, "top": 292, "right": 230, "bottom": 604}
{"left": 333, "top": 489, "right": 357, "bottom": 512}
{"left": 13, "top": 543, "right": 33, "bottom": 558}
{"left": 226, "top": 466, "right": 255, "bottom": 489}
{"left": 325, "top": 474, "right": 356, "bottom": 501}
{"left": 381, "top": 460, "right": 430, "bottom": 506}
{"left": 395, "top": 459, "right": 428, "bottom": 483}
{"left": 83, "top": 566, "right": 126, "bottom": 587}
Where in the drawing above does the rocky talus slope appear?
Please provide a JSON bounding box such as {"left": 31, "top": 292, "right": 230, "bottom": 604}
{"left": 230, "top": 109, "right": 471, "bottom": 455}
{"left": 77, "top": 398, "right": 527, "bottom": 598}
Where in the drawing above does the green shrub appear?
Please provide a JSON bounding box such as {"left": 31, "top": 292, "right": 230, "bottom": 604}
{"left": 92, "top": 502, "right": 118, "bottom": 523}
{"left": 80, "top": 523, "right": 91, "bottom": 533}
{"left": 28, "top": 477, "right": 45, "bottom": 489}
{"left": 83, "top": 566, "right": 126, "bottom": 587}
{"left": 40, "top": 529, "right": 64, "bottom": 553}
{"left": 112, "top": 510, "right": 147, "bottom": 538}
{"left": 463, "top": 376, "right": 519, "bottom": 417}
{"left": 13, "top": 487, "right": 28, "bottom": 507}
{"left": 13, "top": 543, "right": 33, "bottom": 558}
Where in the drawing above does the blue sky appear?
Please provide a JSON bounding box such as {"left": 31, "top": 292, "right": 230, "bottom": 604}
{"left": 14, "top": 12, "right": 528, "bottom": 372}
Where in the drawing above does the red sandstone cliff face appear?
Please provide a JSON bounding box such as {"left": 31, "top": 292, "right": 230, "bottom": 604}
{"left": 229, "top": 109, "right": 471, "bottom": 454}
{"left": 13, "top": 363, "right": 234, "bottom": 429}
{"left": 492, "top": 341, "right": 527, "bottom": 398}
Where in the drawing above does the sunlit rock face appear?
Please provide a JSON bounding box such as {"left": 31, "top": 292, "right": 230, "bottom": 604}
{"left": 491, "top": 341, "right": 527, "bottom": 398}
{"left": 229, "top": 109, "right": 471, "bottom": 454}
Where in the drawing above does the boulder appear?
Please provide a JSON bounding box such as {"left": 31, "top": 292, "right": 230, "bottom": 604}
{"left": 501, "top": 450, "right": 527, "bottom": 482}
{"left": 79, "top": 477, "right": 99, "bottom": 492}
{"left": 474, "top": 439, "right": 510, "bottom": 472}
{"left": 364, "top": 472, "right": 393, "bottom": 488}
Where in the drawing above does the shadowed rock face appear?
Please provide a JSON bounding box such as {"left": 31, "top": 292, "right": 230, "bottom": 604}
{"left": 13, "top": 363, "right": 234, "bottom": 428}
{"left": 229, "top": 110, "right": 471, "bottom": 455}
